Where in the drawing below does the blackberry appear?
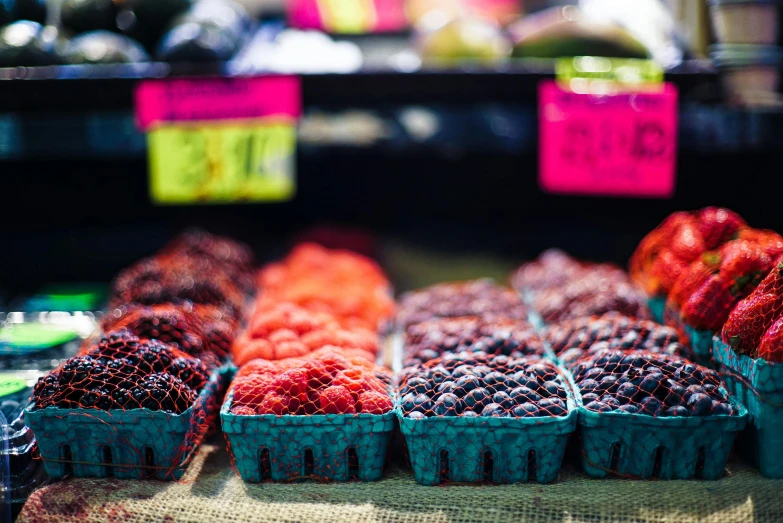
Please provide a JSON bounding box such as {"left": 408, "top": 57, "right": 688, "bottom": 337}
{"left": 132, "top": 373, "right": 195, "bottom": 413}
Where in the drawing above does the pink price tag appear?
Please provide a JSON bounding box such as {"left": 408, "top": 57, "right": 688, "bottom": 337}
{"left": 539, "top": 81, "right": 678, "bottom": 199}
{"left": 135, "top": 76, "right": 302, "bottom": 131}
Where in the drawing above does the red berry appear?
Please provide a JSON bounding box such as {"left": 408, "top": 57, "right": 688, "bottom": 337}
{"left": 319, "top": 386, "right": 356, "bottom": 414}
{"left": 358, "top": 391, "right": 392, "bottom": 414}
{"left": 231, "top": 405, "right": 257, "bottom": 416}
{"left": 257, "top": 393, "right": 294, "bottom": 415}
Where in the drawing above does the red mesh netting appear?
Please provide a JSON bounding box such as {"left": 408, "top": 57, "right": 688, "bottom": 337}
{"left": 543, "top": 313, "right": 685, "bottom": 364}
{"left": 257, "top": 243, "right": 395, "bottom": 332}
{"left": 509, "top": 249, "right": 586, "bottom": 293}
{"left": 232, "top": 302, "right": 380, "bottom": 366}
{"left": 722, "top": 258, "right": 783, "bottom": 361}
{"left": 34, "top": 330, "right": 212, "bottom": 413}
{"left": 665, "top": 236, "right": 783, "bottom": 333}
{"left": 398, "top": 353, "right": 569, "bottom": 419}
{"left": 396, "top": 279, "right": 528, "bottom": 329}
{"left": 101, "top": 304, "right": 238, "bottom": 365}
{"left": 402, "top": 316, "right": 545, "bottom": 368}
{"left": 570, "top": 349, "right": 735, "bottom": 417}
{"left": 629, "top": 207, "right": 747, "bottom": 296}
{"left": 228, "top": 347, "right": 393, "bottom": 415}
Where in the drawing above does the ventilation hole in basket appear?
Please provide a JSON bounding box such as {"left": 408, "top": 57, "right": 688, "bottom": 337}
{"left": 102, "top": 447, "right": 113, "bottom": 478}
{"left": 609, "top": 443, "right": 621, "bottom": 473}
{"left": 303, "top": 449, "right": 314, "bottom": 477}
{"left": 439, "top": 450, "right": 449, "bottom": 484}
{"left": 144, "top": 447, "right": 155, "bottom": 479}
{"left": 695, "top": 447, "right": 706, "bottom": 479}
{"left": 483, "top": 451, "right": 494, "bottom": 483}
{"left": 61, "top": 445, "right": 73, "bottom": 477}
{"left": 259, "top": 448, "right": 271, "bottom": 481}
{"left": 652, "top": 447, "right": 666, "bottom": 478}
{"left": 347, "top": 448, "right": 359, "bottom": 480}
{"left": 527, "top": 450, "right": 537, "bottom": 482}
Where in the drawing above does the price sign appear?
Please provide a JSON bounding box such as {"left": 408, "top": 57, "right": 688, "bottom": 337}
{"left": 135, "top": 76, "right": 301, "bottom": 205}
{"left": 288, "top": 0, "right": 407, "bottom": 33}
{"left": 539, "top": 80, "right": 677, "bottom": 198}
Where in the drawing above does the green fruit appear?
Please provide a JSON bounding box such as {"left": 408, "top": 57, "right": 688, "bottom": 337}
{"left": 0, "top": 20, "right": 59, "bottom": 66}
{"left": 419, "top": 17, "right": 511, "bottom": 65}
{"left": 61, "top": 0, "right": 118, "bottom": 34}
{"left": 63, "top": 30, "right": 149, "bottom": 63}
{"left": 510, "top": 7, "right": 649, "bottom": 59}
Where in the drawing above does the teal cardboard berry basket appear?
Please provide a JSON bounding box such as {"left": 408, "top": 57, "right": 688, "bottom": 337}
{"left": 684, "top": 325, "right": 717, "bottom": 368}
{"left": 221, "top": 393, "right": 396, "bottom": 482}
{"left": 713, "top": 337, "right": 783, "bottom": 478}
{"left": 572, "top": 371, "right": 747, "bottom": 480}
{"left": 648, "top": 296, "right": 667, "bottom": 324}
{"left": 25, "top": 363, "right": 230, "bottom": 481}
{"left": 397, "top": 370, "right": 578, "bottom": 486}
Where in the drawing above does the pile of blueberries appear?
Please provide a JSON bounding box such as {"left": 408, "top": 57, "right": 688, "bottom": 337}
{"left": 570, "top": 349, "right": 735, "bottom": 417}
{"left": 398, "top": 353, "right": 570, "bottom": 419}
{"left": 403, "top": 317, "right": 546, "bottom": 367}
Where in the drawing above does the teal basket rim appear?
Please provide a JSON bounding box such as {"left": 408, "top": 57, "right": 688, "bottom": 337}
{"left": 395, "top": 362, "right": 578, "bottom": 427}
{"left": 220, "top": 391, "right": 398, "bottom": 430}
{"left": 568, "top": 361, "right": 749, "bottom": 428}
{"left": 713, "top": 335, "right": 783, "bottom": 371}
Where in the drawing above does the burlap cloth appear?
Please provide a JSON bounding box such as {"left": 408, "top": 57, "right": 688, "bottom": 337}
{"left": 18, "top": 439, "right": 783, "bottom": 523}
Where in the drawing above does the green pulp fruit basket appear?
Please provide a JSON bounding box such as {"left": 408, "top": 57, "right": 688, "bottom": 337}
{"left": 397, "top": 371, "right": 578, "bottom": 486}
{"left": 713, "top": 337, "right": 783, "bottom": 478}
{"left": 684, "top": 325, "right": 717, "bottom": 368}
{"left": 25, "top": 364, "right": 230, "bottom": 481}
{"left": 572, "top": 372, "right": 748, "bottom": 480}
{"left": 221, "top": 393, "right": 396, "bottom": 483}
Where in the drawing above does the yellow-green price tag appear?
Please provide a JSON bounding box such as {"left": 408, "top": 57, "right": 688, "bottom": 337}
{"left": 147, "top": 120, "right": 296, "bottom": 205}
{"left": 316, "top": 0, "right": 376, "bottom": 33}
{"left": 556, "top": 57, "right": 664, "bottom": 93}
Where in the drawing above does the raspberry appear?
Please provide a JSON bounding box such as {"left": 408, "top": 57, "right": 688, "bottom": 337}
{"left": 230, "top": 405, "right": 257, "bottom": 416}
{"left": 358, "top": 391, "right": 392, "bottom": 414}
{"left": 270, "top": 369, "right": 309, "bottom": 402}
{"left": 303, "top": 360, "right": 332, "bottom": 390}
{"left": 257, "top": 393, "right": 297, "bottom": 415}
{"left": 232, "top": 375, "right": 274, "bottom": 407}
{"left": 236, "top": 359, "right": 279, "bottom": 379}
{"left": 319, "top": 386, "right": 356, "bottom": 414}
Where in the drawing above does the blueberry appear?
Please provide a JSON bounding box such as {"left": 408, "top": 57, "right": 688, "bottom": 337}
{"left": 401, "top": 393, "right": 417, "bottom": 413}
{"left": 601, "top": 396, "right": 620, "bottom": 408}
{"left": 529, "top": 363, "right": 555, "bottom": 381}
{"left": 510, "top": 386, "right": 541, "bottom": 404}
{"left": 461, "top": 410, "right": 479, "bottom": 417}
{"left": 493, "top": 391, "right": 514, "bottom": 409}
{"left": 512, "top": 372, "right": 538, "bottom": 390}
{"left": 464, "top": 387, "right": 492, "bottom": 412}
{"left": 665, "top": 380, "right": 686, "bottom": 407}
{"left": 639, "top": 397, "right": 662, "bottom": 416}
{"left": 407, "top": 377, "right": 429, "bottom": 394}
{"left": 429, "top": 366, "right": 450, "bottom": 384}
{"left": 704, "top": 384, "right": 717, "bottom": 395}
{"left": 481, "top": 403, "right": 509, "bottom": 417}
{"left": 452, "top": 365, "right": 475, "bottom": 379}
{"left": 665, "top": 406, "right": 688, "bottom": 417}
{"left": 579, "top": 379, "right": 600, "bottom": 395}
{"left": 619, "top": 404, "right": 639, "bottom": 414}
{"left": 616, "top": 382, "right": 637, "bottom": 404}
{"left": 686, "top": 385, "right": 706, "bottom": 396}
{"left": 711, "top": 401, "right": 732, "bottom": 416}
{"left": 472, "top": 366, "right": 492, "bottom": 379}
{"left": 484, "top": 372, "right": 508, "bottom": 389}
{"left": 687, "top": 393, "right": 712, "bottom": 416}
{"left": 640, "top": 373, "right": 663, "bottom": 394}
{"left": 584, "top": 367, "right": 603, "bottom": 380}
{"left": 434, "top": 393, "right": 460, "bottom": 416}
{"left": 621, "top": 354, "right": 645, "bottom": 368}
{"left": 438, "top": 381, "right": 458, "bottom": 394}
{"left": 491, "top": 355, "right": 510, "bottom": 368}
{"left": 544, "top": 381, "right": 565, "bottom": 399}
{"left": 599, "top": 375, "right": 619, "bottom": 393}
{"left": 413, "top": 394, "right": 433, "bottom": 413}
{"left": 586, "top": 401, "right": 612, "bottom": 412}
{"left": 512, "top": 403, "right": 540, "bottom": 418}
{"left": 675, "top": 364, "right": 699, "bottom": 385}
{"left": 408, "top": 411, "right": 426, "bottom": 420}
{"left": 540, "top": 398, "right": 567, "bottom": 416}
{"left": 455, "top": 375, "right": 481, "bottom": 395}
{"left": 580, "top": 392, "right": 599, "bottom": 403}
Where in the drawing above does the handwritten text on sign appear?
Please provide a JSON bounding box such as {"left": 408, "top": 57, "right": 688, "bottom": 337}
{"left": 135, "top": 76, "right": 301, "bottom": 205}
{"left": 539, "top": 81, "right": 677, "bottom": 198}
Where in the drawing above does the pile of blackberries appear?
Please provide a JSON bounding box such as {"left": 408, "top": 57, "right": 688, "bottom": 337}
{"left": 397, "top": 279, "right": 528, "bottom": 329}
{"left": 570, "top": 349, "right": 735, "bottom": 417}
{"left": 543, "top": 313, "right": 685, "bottom": 364}
{"left": 32, "top": 331, "right": 210, "bottom": 414}
{"left": 398, "top": 353, "right": 569, "bottom": 419}
{"left": 403, "top": 316, "right": 545, "bottom": 367}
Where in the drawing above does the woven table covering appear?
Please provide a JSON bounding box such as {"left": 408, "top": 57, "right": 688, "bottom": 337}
{"left": 18, "top": 440, "right": 783, "bottom": 523}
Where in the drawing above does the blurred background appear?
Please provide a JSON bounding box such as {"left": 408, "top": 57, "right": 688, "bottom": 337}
{"left": 1, "top": 0, "right": 781, "bottom": 298}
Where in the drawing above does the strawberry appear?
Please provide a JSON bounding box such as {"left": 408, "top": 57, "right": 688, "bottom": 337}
{"left": 758, "top": 317, "right": 783, "bottom": 362}
{"left": 740, "top": 229, "right": 783, "bottom": 260}
{"left": 697, "top": 207, "right": 746, "bottom": 250}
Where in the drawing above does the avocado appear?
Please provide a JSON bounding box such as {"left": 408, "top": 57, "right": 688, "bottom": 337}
{"left": 418, "top": 16, "right": 511, "bottom": 65}
{"left": 12, "top": 0, "right": 45, "bottom": 24}
{"left": 63, "top": 30, "right": 149, "bottom": 63}
{"left": 510, "top": 7, "right": 649, "bottom": 59}
{"left": 61, "top": 0, "right": 118, "bottom": 34}
{"left": 116, "top": 0, "right": 190, "bottom": 51}
{"left": 0, "top": 20, "right": 60, "bottom": 66}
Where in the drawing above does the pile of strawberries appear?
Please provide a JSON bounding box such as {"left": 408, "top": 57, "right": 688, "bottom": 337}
{"left": 228, "top": 244, "right": 396, "bottom": 416}
{"left": 33, "top": 230, "right": 252, "bottom": 413}
{"left": 229, "top": 347, "right": 393, "bottom": 415}
{"left": 630, "top": 207, "right": 783, "bottom": 358}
